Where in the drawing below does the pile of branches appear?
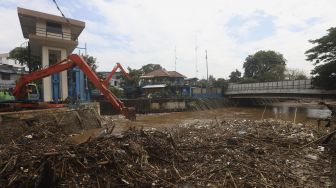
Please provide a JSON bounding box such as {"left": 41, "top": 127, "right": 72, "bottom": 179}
{"left": 0, "top": 119, "right": 332, "bottom": 187}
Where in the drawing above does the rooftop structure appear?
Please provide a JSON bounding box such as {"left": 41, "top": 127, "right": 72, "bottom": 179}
{"left": 140, "top": 69, "right": 186, "bottom": 86}
{"left": 17, "top": 7, "right": 85, "bottom": 56}
{"left": 17, "top": 7, "right": 86, "bottom": 102}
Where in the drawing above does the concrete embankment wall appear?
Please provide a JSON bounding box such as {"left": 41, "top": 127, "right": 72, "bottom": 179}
{"left": 99, "top": 97, "right": 236, "bottom": 115}
{"left": 0, "top": 103, "right": 102, "bottom": 144}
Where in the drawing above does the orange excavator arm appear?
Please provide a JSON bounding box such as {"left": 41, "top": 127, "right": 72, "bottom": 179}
{"left": 103, "top": 63, "right": 131, "bottom": 87}
{"left": 13, "top": 54, "right": 136, "bottom": 120}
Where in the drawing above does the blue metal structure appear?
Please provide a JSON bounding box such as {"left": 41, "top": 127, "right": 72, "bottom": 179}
{"left": 51, "top": 73, "right": 60, "bottom": 103}
{"left": 68, "top": 67, "right": 90, "bottom": 102}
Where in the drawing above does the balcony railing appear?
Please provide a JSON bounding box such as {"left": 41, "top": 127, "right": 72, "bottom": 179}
{"left": 35, "top": 26, "right": 78, "bottom": 41}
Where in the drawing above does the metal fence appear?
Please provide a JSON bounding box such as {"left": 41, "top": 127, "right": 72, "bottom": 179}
{"left": 227, "top": 79, "right": 313, "bottom": 92}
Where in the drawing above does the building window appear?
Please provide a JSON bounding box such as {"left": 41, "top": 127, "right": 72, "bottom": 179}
{"left": 1, "top": 73, "right": 10, "bottom": 80}
{"left": 46, "top": 22, "right": 62, "bottom": 34}
{"left": 49, "top": 50, "right": 61, "bottom": 65}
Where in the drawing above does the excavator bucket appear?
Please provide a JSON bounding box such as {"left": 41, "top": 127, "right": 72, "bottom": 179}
{"left": 123, "top": 107, "right": 136, "bottom": 121}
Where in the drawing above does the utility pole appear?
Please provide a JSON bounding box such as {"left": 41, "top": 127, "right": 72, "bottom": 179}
{"left": 77, "top": 42, "right": 87, "bottom": 56}
{"left": 205, "top": 49, "right": 208, "bottom": 83}
{"left": 195, "top": 34, "right": 199, "bottom": 78}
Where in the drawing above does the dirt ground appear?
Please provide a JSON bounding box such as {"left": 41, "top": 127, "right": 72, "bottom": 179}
{"left": 0, "top": 110, "right": 334, "bottom": 187}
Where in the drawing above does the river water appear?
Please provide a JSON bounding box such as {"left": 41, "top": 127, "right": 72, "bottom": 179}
{"left": 69, "top": 104, "right": 332, "bottom": 144}
{"left": 111, "top": 105, "right": 332, "bottom": 130}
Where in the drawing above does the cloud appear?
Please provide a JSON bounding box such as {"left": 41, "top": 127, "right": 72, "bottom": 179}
{"left": 0, "top": 0, "right": 335, "bottom": 79}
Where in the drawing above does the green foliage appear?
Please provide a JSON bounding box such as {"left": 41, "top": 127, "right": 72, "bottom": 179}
{"left": 311, "top": 62, "right": 336, "bottom": 89}
{"left": 127, "top": 67, "right": 142, "bottom": 87}
{"left": 284, "top": 68, "right": 308, "bottom": 80}
{"left": 150, "top": 90, "right": 172, "bottom": 99}
{"left": 8, "top": 46, "right": 41, "bottom": 72}
{"left": 126, "top": 64, "right": 163, "bottom": 87}
{"left": 239, "top": 77, "right": 258, "bottom": 83}
{"left": 109, "top": 86, "right": 123, "bottom": 98}
{"left": 82, "top": 55, "right": 98, "bottom": 73}
{"left": 196, "top": 79, "right": 207, "bottom": 87}
{"left": 213, "top": 78, "right": 227, "bottom": 88}
{"left": 229, "top": 69, "right": 242, "bottom": 83}
{"left": 305, "top": 27, "right": 336, "bottom": 90}
{"left": 243, "top": 50, "right": 286, "bottom": 82}
{"left": 82, "top": 55, "right": 98, "bottom": 91}
{"left": 208, "top": 75, "right": 216, "bottom": 86}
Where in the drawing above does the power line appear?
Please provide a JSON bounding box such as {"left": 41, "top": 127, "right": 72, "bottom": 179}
{"left": 174, "top": 46, "right": 177, "bottom": 71}
{"left": 205, "top": 49, "right": 208, "bottom": 83}
{"left": 52, "top": 0, "right": 70, "bottom": 24}
{"left": 195, "top": 35, "right": 198, "bottom": 77}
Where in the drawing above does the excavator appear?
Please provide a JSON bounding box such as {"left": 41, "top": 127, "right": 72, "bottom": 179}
{"left": 8, "top": 54, "right": 136, "bottom": 120}
{"left": 103, "top": 62, "right": 132, "bottom": 87}
{"left": 90, "top": 62, "right": 132, "bottom": 101}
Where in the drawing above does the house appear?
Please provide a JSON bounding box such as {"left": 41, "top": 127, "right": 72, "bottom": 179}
{"left": 98, "top": 71, "right": 124, "bottom": 88}
{"left": 140, "top": 69, "right": 186, "bottom": 98}
{"left": 184, "top": 77, "right": 198, "bottom": 86}
{"left": 140, "top": 69, "right": 186, "bottom": 86}
{"left": 0, "top": 64, "right": 26, "bottom": 89}
{"left": 0, "top": 53, "right": 26, "bottom": 89}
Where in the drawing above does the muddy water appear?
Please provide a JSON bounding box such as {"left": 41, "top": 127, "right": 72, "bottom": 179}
{"left": 69, "top": 105, "right": 331, "bottom": 144}
{"left": 112, "top": 105, "right": 331, "bottom": 130}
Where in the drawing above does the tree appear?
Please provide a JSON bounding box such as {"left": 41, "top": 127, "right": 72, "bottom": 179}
{"left": 229, "top": 69, "right": 242, "bottom": 82}
{"left": 208, "top": 75, "right": 216, "bottom": 86}
{"left": 81, "top": 55, "right": 98, "bottom": 92}
{"left": 82, "top": 55, "right": 98, "bottom": 73}
{"left": 196, "top": 79, "right": 207, "bottom": 87}
{"left": 284, "top": 68, "right": 308, "bottom": 80}
{"left": 213, "top": 78, "right": 227, "bottom": 87}
{"left": 8, "top": 46, "right": 41, "bottom": 72}
{"left": 305, "top": 27, "right": 336, "bottom": 90}
{"left": 127, "top": 67, "right": 143, "bottom": 87}
{"left": 243, "top": 50, "right": 286, "bottom": 82}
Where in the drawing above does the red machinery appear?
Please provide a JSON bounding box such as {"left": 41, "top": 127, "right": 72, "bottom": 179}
{"left": 103, "top": 62, "right": 131, "bottom": 87}
{"left": 12, "top": 54, "right": 136, "bottom": 120}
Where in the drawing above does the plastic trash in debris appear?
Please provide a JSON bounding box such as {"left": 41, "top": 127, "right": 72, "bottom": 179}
{"left": 25, "top": 135, "right": 33, "bottom": 139}
{"left": 237, "top": 130, "right": 247, "bottom": 135}
{"left": 317, "top": 146, "right": 325, "bottom": 152}
{"left": 305, "top": 154, "right": 318, "bottom": 160}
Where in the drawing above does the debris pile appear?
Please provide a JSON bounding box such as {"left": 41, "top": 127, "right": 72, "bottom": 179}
{"left": 0, "top": 119, "right": 332, "bottom": 187}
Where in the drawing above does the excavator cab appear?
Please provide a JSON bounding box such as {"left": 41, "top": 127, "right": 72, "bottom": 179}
{"left": 25, "top": 83, "right": 40, "bottom": 101}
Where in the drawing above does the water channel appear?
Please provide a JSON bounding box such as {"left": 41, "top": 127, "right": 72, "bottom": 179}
{"left": 112, "top": 104, "right": 332, "bottom": 130}
{"left": 70, "top": 103, "right": 333, "bottom": 144}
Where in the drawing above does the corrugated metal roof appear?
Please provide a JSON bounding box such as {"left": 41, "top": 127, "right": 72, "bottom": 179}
{"left": 142, "top": 84, "right": 167, "bottom": 89}
{"left": 167, "top": 71, "right": 186, "bottom": 78}
{"left": 0, "top": 64, "right": 25, "bottom": 74}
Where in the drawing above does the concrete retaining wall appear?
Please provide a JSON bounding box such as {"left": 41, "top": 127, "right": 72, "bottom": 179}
{"left": 0, "top": 103, "right": 102, "bottom": 144}
{"left": 99, "top": 97, "right": 236, "bottom": 115}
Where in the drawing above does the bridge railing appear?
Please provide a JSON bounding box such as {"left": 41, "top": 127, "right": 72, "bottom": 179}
{"left": 227, "top": 79, "right": 313, "bottom": 92}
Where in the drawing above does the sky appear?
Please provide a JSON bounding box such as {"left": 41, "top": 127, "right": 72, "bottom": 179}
{"left": 0, "top": 0, "right": 335, "bottom": 79}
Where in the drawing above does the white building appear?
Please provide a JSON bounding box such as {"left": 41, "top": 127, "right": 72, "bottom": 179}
{"left": 17, "top": 7, "right": 85, "bottom": 102}
{"left": 0, "top": 53, "right": 26, "bottom": 89}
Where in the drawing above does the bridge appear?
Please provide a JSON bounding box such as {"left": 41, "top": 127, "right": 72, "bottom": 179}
{"left": 224, "top": 79, "right": 336, "bottom": 99}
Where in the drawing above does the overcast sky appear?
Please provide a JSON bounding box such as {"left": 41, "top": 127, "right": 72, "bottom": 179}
{"left": 0, "top": 0, "right": 335, "bottom": 79}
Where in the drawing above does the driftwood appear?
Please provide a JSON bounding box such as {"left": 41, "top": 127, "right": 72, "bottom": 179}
{"left": 0, "top": 119, "right": 332, "bottom": 187}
